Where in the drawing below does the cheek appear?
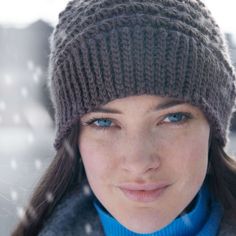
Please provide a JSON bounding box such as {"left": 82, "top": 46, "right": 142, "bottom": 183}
{"left": 162, "top": 124, "right": 209, "bottom": 186}
{"left": 78, "top": 136, "right": 116, "bottom": 181}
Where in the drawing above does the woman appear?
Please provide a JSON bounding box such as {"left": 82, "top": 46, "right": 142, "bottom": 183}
{"left": 12, "top": 0, "right": 236, "bottom": 235}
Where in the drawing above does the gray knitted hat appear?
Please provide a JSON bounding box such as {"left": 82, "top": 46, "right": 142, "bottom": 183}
{"left": 48, "top": 0, "right": 236, "bottom": 150}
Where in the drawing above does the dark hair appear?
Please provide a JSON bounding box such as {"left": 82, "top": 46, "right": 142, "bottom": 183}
{"left": 12, "top": 124, "right": 236, "bottom": 236}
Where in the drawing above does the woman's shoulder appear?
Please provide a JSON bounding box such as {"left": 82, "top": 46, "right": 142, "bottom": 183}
{"left": 38, "top": 182, "right": 104, "bottom": 236}
{"left": 218, "top": 211, "right": 236, "bottom": 236}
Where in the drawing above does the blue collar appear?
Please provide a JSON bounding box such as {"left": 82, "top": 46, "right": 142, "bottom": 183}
{"left": 93, "top": 180, "right": 223, "bottom": 236}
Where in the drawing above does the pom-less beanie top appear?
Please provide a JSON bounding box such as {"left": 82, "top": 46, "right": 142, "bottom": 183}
{"left": 48, "top": 0, "right": 236, "bottom": 150}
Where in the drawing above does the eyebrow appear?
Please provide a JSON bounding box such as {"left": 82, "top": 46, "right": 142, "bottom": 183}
{"left": 91, "top": 99, "right": 187, "bottom": 114}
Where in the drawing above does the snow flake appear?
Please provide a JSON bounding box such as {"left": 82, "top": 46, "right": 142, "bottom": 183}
{"left": 13, "top": 114, "right": 21, "bottom": 124}
{"left": 16, "top": 207, "right": 26, "bottom": 220}
{"left": 83, "top": 184, "right": 91, "bottom": 196}
{"left": 27, "top": 60, "right": 35, "bottom": 71}
{"left": 32, "top": 66, "right": 43, "bottom": 83}
{"left": 33, "top": 75, "right": 39, "bottom": 83}
{"left": 28, "top": 205, "right": 37, "bottom": 220}
{"left": 27, "top": 133, "right": 35, "bottom": 144}
{"left": 21, "top": 87, "right": 29, "bottom": 98}
{"left": 74, "top": 0, "right": 84, "bottom": 9}
{"left": 35, "top": 159, "right": 42, "bottom": 170}
{"left": 180, "top": 214, "right": 193, "bottom": 227}
{"left": 10, "top": 190, "right": 18, "bottom": 201}
{"left": 0, "top": 101, "right": 6, "bottom": 111}
{"left": 10, "top": 159, "right": 18, "bottom": 170}
{"left": 58, "top": 29, "right": 67, "bottom": 42}
{"left": 35, "top": 66, "right": 43, "bottom": 77}
{"left": 85, "top": 223, "right": 92, "bottom": 234}
{"left": 4, "top": 74, "right": 13, "bottom": 86}
{"left": 45, "top": 192, "right": 54, "bottom": 203}
{"left": 33, "top": 72, "right": 39, "bottom": 83}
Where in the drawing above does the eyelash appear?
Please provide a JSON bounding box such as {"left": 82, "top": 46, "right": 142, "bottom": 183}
{"left": 81, "top": 112, "right": 193, "bottom": 131}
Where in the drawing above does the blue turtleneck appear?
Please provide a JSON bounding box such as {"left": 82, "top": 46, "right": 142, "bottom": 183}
{"left": 93, "top": 180, "right": 223, "bottom": 236}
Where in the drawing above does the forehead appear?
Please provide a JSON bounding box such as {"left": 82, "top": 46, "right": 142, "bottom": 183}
{"left": 78, "top": 95, "right": 207, "bottom": 122}
{"left": 92, "top": 95, "right": 194, "bottom": 113}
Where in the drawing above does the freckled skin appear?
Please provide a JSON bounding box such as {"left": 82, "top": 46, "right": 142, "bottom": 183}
{"left": 78, "top": 95, "right": 210, "bottom": 234}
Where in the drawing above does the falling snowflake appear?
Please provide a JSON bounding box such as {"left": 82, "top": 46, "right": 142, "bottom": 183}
{"left": 83, "top": 184, "right": 91, "bottom": 196}
{"left": 180, "top": 214, "right": 193, "bottom": 228}
{"left": 28, "top": 205, "right": 37, "bottom": 220}
{"left": 16, "top": 207, "right": 26, "bottom": 220}
{"left": 27, "top": 60, "right": 35, "bottom": 71}
{"left": 85, "top": 223, "right": 92, "bottom": 234}
{"left": 33, "top": 71, "right": 40, "bottom": 83}
{"left": 35, "top": 159, "right": 42, "bottom": 170}
{"left": 4, "top": 74, "right": 13, "bottom": 86}
{"left": 20, "top": 87, "right": 29, "bottom": 98}
{"left": 27, "top": 133, "right": 35, "bottom": 144}
{"left": 13, "top": 114, "right": 21, "bottom": 124}
{"left": 10, "top": 190, "right": 18, "bottom": 201}
{"left": 74, "top": 0, "right": 84, "bottom": 9}
{"left": 58, "top": 29, "right": 67, "bottom": 42}
{"left": 0, "top": 100, "right": 6, "bottom": 111}
{"left": 45, "top": 192, "right": 54, "bottom": 203}
{"left": 33, "top": 66, "right": 43, "bottom": 83}
{"left": 10, "top": 159, "right": 18, "bottom": 170}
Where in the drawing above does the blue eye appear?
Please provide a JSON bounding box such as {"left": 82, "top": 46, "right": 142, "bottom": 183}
{"left": 82, "top": 112, "right": 192, "bottom": 131}
{"left": 163, "top": 113, "right": 191, "bottom": 123}
{"left": 94, "top": 118, "right": 112, "bottom": 128}
{"left": 84, "top": 118, "right": 114, "bottom": 130}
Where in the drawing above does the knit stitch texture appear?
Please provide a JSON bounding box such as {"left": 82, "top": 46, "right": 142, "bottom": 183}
{"left": 48, "top": 0, "right": 236, "bottom": 150}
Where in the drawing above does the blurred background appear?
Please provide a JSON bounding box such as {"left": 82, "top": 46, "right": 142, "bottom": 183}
{"left": 0, "top": 0, "right": 236, "bottom": 235}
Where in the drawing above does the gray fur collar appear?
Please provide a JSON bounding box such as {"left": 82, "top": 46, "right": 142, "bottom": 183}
{"left": 38, "top": 181, "right": 104, "bottom": 236}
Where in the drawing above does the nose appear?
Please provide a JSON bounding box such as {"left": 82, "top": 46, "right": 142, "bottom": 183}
{"left": 120, "top": 131, "right": 161, "bottom": 175}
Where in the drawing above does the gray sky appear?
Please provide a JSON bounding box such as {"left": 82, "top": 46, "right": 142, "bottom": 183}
{"left": 0, "top": 0, "right": 236, "bottom": 34}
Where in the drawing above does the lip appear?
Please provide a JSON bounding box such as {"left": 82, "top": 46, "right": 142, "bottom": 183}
{"left": 118, "top": 182, "right": 169, "bottom": 203}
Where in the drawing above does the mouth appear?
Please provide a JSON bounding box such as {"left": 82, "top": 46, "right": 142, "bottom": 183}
{"left": 118, "top": 183, "right": 169, "bottom": 203}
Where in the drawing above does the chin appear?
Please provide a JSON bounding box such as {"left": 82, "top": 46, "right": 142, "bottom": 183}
{"left": 119, "top": 214, "right": 173, "bottom": 234}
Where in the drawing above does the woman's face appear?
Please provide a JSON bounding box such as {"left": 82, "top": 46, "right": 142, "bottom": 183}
{"left": 78, "top": 95, "right": 210, "bottom": 233}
